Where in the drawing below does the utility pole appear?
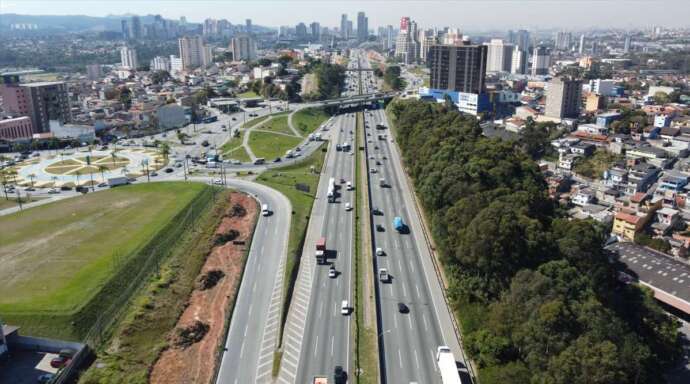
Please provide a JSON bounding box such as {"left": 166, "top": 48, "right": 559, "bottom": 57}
{"left": 15, "top": 188, "right": 22, "bottom": 210}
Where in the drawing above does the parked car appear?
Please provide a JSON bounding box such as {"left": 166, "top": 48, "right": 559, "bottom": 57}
{"left": 376, "top": 224, "right": 385, "bottom": 232}
{"left": 164, "top": 168, "right": 174, "bottom": 173}
{"left": 50, "top": 356, "right": 70, "bottom": 368}
{"left": 150, "top": 172, "right": 158, "bottom": 177}
{"left": 37, "top": 373, "right": 55, "bottom": 383}
{"left": 398, "top": 302, "right": 409, "bottom": 313}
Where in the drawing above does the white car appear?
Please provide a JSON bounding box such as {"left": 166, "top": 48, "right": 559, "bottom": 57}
{"left": 376, "top": 247, "right": 384, "bottom": 256}
{"left": 213, "top": 178, "right": 223, "bottom": 185}
{"left": 345, "top": 202, "right": 352, "bottom": 211}
{"left": 341, "top": 300, "right": 350, "bottom": 315}
{"left": 347, "top": 182, "right": 353, "bottom": 190}
{"left": 370, "top": 168, "right": 377, "bottom": 174}
{"left": 329, "top": 265, "right": 337, "bottom": 278}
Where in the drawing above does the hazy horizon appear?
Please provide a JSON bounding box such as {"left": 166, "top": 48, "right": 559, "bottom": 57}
{"left": 1, "top": 0, "right": 689, "bottom": 31}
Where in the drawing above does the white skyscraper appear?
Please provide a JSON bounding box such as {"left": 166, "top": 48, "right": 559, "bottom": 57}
{"left": 120, "top": 46, "right": 138, "bottom": 69}
{"left": 578, "top": 34, "right": 586, "bottom": 54}
{"left": 485, "top": 39, "right": 514, "bottom": 72}
{"left": 178, "top": 36, "right": 208, "bottom": 70}
{"left": 511, "top": 46, "right": 527, "bottom": 74}
{"left": 150, "top": 56, "right": 171, "bottom": 72}
{"left": 170, "top": 55, "right": 183, "bottom": 74}
{"left": 229, "top": 34, "right": 257, "bottom": 61}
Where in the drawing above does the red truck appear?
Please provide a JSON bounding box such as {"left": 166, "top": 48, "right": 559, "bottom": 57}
{"left": 316, "top": 237, "right": 326, "bottom": 264}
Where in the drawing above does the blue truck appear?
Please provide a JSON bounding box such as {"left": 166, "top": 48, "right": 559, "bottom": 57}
{"left": 393, "top": 216, "right": 405, "bottom": 232}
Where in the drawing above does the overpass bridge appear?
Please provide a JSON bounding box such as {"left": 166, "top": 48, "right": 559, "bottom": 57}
{"left": 607, "top": 241, "right": 690, "bottom": 316}
{"left": 317, "top": 92, "right": 397, "bottom": 109}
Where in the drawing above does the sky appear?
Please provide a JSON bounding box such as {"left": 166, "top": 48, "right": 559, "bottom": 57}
{"left": 1, "top": 0, "right": 689, "bottom": 30}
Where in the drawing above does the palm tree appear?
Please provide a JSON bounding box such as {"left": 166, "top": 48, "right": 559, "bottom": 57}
{"left": 28, "top": 173, "right": 36, "bottom": 189}
{"left": 111, "top": 150, "right": 119, "bottom": 168}
{"left": 51, "top": 176, "right": 58, "bottom": 188}
{"left": 98, "top": 165, "right": 108, "bottom": 183}
{"left": 75, "top": 170, "right": 81, "bottom": 187}
{"left": 159, "top": 142, "right": 170, "bottom": 161}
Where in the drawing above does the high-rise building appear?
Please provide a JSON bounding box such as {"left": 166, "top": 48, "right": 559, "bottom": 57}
{"left": 246, "top": 19, "right": 252, "bottom": 34}
{"left": 346, "top": 21, "right": 353, "bottom": 39}
{"left": 357, "top": 12, "right": 368, "bottom": 42}
{"left": 120, "top": 46, "right": 138, "bottom": 69}
{"left": 443, "top": 28, "right": 463, "bottom": 45}
{"left": 624, "top": 35, "right": 632, "bottom": 53}
{"left": 170, "top": 55, "right": 183, "bottom": 73}
{"left": 86, "top": 64, "right": 101, "bottom": 81}
{"left": 340, "top": 14, "right": 348, "bottom": 39}
{"left": 428, "top": 43, "right": 487, "bottom": 94}
{"left": 555, "top": 31, "right": 572, "bottom": 50}
{"left": 419, "top": 30, "right": 436, "bottom": 62}
{"left": 0, "top": 76, "right": 71, "bottom": 133}
{"left": 150, "top": 56, "right": 171, "bottom": 72}
{"left": 229, "top": 35, "right": 257, "bottom": 61}
{"left": 310, "top": 22, "right": 321, "bottom": 41}
{"left": 384, "top": 25, "right": 394, "bottom": 50}
{"left": 511, "top": 46, "right": 527, "bottom": 74}
{"left": 296, "top": 22, "right": 308, "bottom": 41}
{"left": 399, "top": 17, "right": 410, "bottom": 33}
{"left": 545, "top": 77, "right": 582, "bottom": 119}
{"left": 121, "top": 19, "right": 130, "bottom": 39}
{"left": 130, "top": 16, "right": 142, "bottom": 40}
{"left": 178, "top": 36, "right": 210, "bottom": 70}
{"left": 531, "top": 46, "right": 551, "bottom": 76}
{"left": 578, "top": 34, "right": 586, "bottom": 54}
{"left": 485, "top": 39, "right": 514, "bottom": 72}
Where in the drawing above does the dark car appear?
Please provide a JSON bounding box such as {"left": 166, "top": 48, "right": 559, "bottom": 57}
{"left": 60, "top": 185, "right": 72, "bottom": 191}
{"left": 398, "top": 302, "right": 409, "bottom": 313}
{"left": 50, "top": 355, "right": 70, "bottom": 368}
{"left": 371, "top": 207, "right": 382, "bottom": 215}
{"left": 37, "top": 373, "right": 55, "bottom": 383}
{"left": 273, "top": 157, "right": 282, "bottom": 163}
{"left": 164, "top": 168, "right": 174, "bottom": 173}
{"left": 376, "top": 224, "right": 385, "bottom": 232}
{"left": 334, "top": 366, "right": 347, "bottom": 384}
{"left": 150, "top": 172, "right": 158, "bottom": 177}
{"left": 201, "top": 140, "right": 210, "bottom": 147}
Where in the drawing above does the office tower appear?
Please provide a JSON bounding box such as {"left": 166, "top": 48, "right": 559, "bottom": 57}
{"left": 591, "top": 40, "right": 599, "bottom": 55}
{"left": 150, "top": 56, "right": 171, "bottom": 72}
{"left": 170, "top": 55, "right": 183, "bottom": 73}
{"left": 578, "top": 34, "right": 586, "bottom": 54}
{"left": 180, "top": 16, "right": 187, "bottom": 25}
{"left": 419, "top": 30, "right": 436, "bottom": 62}
{"left": 246, "top": 19, "right": 252, "bottom": 34}
{"left": 385, "top": 25, "right": 394, "bottom": 50}
{"left": 511, "top": 46, "right": 527, "bottom": 74}
{"left": 589, "top": 79, "right": 615, "bottom": 96}
{"left": 310, "top": 22, "right": 320, "bottom": 41}
{"left": 178, "top": 36, "right": 209, "bottom": 69}
{"left": 443, "top": 28, "right": 463, "bottom": 45}
{"left": 229, "top": 35, "right": 257, "bottom": 61}
{"left": 394, "top": 17, "right": 418, "bottom": 64}
{"left": 624, "top": 35, "right": 632, "bottom": 53}
{"left": 86, "top": 64, "right": 101, "bottom": 81}
{"left": 130, "top": 16, "right": 142, "bottom": 40}
{"left": 555, "top": 31, "right": 571, "bottom": 50}
{"left": 531, "top": 46, "right": 551, "bottom": 76}
{"left": 485, "top": 39, "right": 514, "bottom": 72}
{"left": 428, "top": 43, "right": 487, "bottom": 94}
{"left": 340, "top": 14, "right": 348, "bottom": 39}
{"left": 0, "top": 76, "right": 71, "bottom": 133}
{"left": 120, "top": 46, "right": 138, "bottom": 69}
{"left": 545, "top": 77, "right": 582, "bottom": 119}
{"left": 346, "top": 21, "right": 353, "bottom": 39}
{"left": 203, "top": 18, "right": 217, "bottom": 36}
{"left": 121, "top": 19, "right": 130, "bottom": 39}
{"left": 515, "top": 29, "right": 530, "bottom": 52}
{"left": 296, "top": 22, "right": 308, "bottom": 41}
{"left": 357, "top": 12, "right": 368, "bottom": 42}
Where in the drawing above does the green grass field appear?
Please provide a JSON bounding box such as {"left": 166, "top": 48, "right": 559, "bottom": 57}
{"left": 241, "top": 114, "right": 270, "bottom": 129}
{"left": 226, "top": 146, "right": 252, "bottom": 163}
{"left": 221, "top": 132, "right": 244, "bottom": 154}
{"left": 292, "top": 108, "right": 331, "bottom": 136}
{"left": 0, "top": 182, "right": 210, "bottom": 339}
{"left": 0, "top": 196, "right": 46, "bottom": 210}
{"left": 237, "top": 90, "right": 260, "bottom": 99}
{"left": 249, "top": 131, "right": 303, "bottom": 160}
{"left": 255, "top": 115, "right": 294, "bottom": 135}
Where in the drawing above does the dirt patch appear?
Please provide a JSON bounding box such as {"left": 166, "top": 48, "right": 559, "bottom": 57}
{"left": 149, "top": 192, "right": 258, "bottom": 384}
{"left": 173, "top": 320, "right": 210, "bottom": 348}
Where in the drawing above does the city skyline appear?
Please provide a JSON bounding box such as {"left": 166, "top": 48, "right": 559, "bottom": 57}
{"left": 2, "top": 0, "right": 690, "bottom": 30}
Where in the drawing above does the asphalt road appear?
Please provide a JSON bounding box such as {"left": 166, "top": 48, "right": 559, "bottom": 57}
{"left": 213, "top": 177, "right": 292, "bottom": 384}
{"left": 294, "top": 111, "right": 357, "bottom": 383}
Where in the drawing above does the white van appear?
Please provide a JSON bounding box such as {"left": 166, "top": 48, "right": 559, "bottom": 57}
{"left": 261, "top": 204, "right": 270, "bottom": 216}
{"left": 346, "top": 182, "right": 353, "bottom": 191}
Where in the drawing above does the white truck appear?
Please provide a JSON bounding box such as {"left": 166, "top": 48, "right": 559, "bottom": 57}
{"left": 107, "top": 176, "right": 129, "bottom": 187}
{"left": 436, "top": 346, "right": 463, "bottom": 384}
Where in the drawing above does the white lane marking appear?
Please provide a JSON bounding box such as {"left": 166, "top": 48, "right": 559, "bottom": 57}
{"left": 240, "top": 341, "right": 245, "bottom": 358}
{"left": 398, "top": 258, "right": 403, "bottom": 272}
{"left": 389, "top": 284, "right": 393, "bottom": 296}
{"left": 414, "top": 349, "right": 420, "bottom": 371}
{"left": 408, "top": 315, "right": 413, "bottom": 330}
{"left": 314, "top": 335, "right": 319, "bottom": 357}
{"left": 423, "top": 313, "right": 429, "bottom": 331}
{"left": 253, "top": 281, "right": 257, "bottom": 293}
{"left": 398, "top": 349, "right": 403, "bottom": 368}
{"left": 402, "top": 283, "right": 407, "bottom": 298}
{"left": 394, "top": 314, "right": 398, "bottom": 329}
{"left": 331, "top": 336, "right": 335, "bottom": 357}
{"left": 319, "top": 301, "right": 323, "bottom": 319}
{"left": 416, "top": 284, "right": 421, "bottom": 298}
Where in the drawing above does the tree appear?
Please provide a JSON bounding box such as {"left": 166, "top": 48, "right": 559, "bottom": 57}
{"left": 28, "top": 173, "right": 36, "bottom": 188}
{"left": 150, "top": 70, "right": 171, "bottom": 84}
{"left": 177, "top": 131, "right": 188, "bottom": 144}
{"left": 159, "top": 142, "right": 170, "bottom": 161}
{"left": 98, "top": 165, "right": 108, "bottom": 183}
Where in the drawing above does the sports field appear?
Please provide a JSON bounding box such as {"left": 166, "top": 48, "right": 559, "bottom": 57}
{"left": 0, "top": 182, "right": 210, "bottom": 337}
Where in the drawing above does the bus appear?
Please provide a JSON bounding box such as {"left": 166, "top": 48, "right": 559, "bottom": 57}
{"left": 202, "top": 115, "right": 218, "bottom": 123}
{"left": 327, "top": 177, "right": 336, "bottom": 203}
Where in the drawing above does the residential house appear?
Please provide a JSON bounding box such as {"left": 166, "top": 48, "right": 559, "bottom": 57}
{"left": 652, "top": 207, "right": 680, "bottom": 236}
{"left": 571, "top": 142, "right": 596, "bottom": 156}
{"left": 558, "top": 153, "right": 578, "bottom": 171}
{"left": 625, "top": 162, "right": 660, "bottom": 194}
{"left": 573, "top": 189, "right": 595, "bottom": 206}
{"left": 596, "top": 111, "right": 621, "bottom": 127}
{"left": 578, "top": 123, "right": 609, "bottom": 136}
{"left": 612, "top": 211, "right": 645, "bottom": 240}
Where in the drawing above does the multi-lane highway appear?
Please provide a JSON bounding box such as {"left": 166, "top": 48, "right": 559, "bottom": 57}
{"left": 294, "top": 112, "right": 357, "bottom": 382}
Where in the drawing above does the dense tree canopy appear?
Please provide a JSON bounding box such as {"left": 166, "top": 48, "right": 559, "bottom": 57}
{"left": 389, "top": 99, "right": 681, "bottom": 384}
